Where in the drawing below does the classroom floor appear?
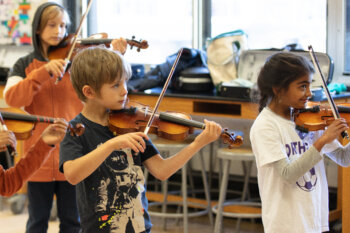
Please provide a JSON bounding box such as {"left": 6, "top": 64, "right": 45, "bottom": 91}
{"left": 0, "top": 196, "right": 264, "bottom": 233}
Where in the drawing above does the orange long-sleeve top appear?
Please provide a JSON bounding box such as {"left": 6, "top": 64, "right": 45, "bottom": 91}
{"left": 4, "top": 58, "right": 83, "bottom": 182}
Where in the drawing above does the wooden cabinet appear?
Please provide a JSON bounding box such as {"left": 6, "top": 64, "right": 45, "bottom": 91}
{"left": 128, "top": 94, "right": 259, "bottom": 119}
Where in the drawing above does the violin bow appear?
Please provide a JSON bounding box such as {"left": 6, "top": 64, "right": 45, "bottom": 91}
{"left": 143, "top": 48, "right": 184, "bottom": 135}
{"left": 55, "top": 0, "right": 94, "bottom": 84}
{"left": 308, "top": 45, "right": 349, "bottom": 139}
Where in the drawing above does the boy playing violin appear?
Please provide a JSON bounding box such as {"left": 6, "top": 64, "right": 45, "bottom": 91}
{"left": 59, "top": 46, "right": 222, "bottom": 233}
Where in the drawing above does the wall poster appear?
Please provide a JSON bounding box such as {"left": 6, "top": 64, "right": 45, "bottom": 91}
{"left": 0, "top": 0, "right": 48, "bottom": 45}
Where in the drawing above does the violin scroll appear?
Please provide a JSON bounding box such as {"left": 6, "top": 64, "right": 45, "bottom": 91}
{"left": 68, "top": 123, "right": 85, "bottom": 137}
{"left": 127, "top": 36, "right": 149, "bottom": 52}
{"left": 221, "top": 128, "right": 243, "bottom": 148}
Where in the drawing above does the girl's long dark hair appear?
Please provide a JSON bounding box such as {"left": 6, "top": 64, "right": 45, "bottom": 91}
{"left": 256, "top": 52, "right": 315, "bottom": 112}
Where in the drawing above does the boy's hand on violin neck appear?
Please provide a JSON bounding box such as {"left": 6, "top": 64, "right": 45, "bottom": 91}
{"left": 45, "top": 59, "right": 68, "bottom": 78}
{"left": 110, "top": 132, "right": 149, "bottom": 153}
{"left": 315, "top": 118, "right": 349, "bottom": 151}
{"left": 194, "top": 120, "right": 222, "bottom": 147}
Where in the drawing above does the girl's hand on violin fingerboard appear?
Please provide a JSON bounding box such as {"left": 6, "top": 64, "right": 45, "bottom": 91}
{"left": 0, "top": 131, "right": 16, "bottom": 151}
{"left": 322, "top": 118, "right": 349, "bottom": 144}
{"left": 44, "top": 59, "right": 68, "bottom": 78}
{"left": 111, "top": 37, "right": 127, "bottom": 55}
{"left": 194, "top": 120, "right": 222, "bottom": 147}
{"left": 110, "top": 132, "right": 149, "bottom": 153}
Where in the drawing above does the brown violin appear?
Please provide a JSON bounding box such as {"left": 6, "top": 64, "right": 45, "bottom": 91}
{"left": 108, "top": 102, "right": 243, "bottom": 148}
{"left": 294, "top": 101, "right": 350, "bottom": 133}
{"left": 0, "top": 108, "right": 85, "bottom": 140}
{"left": 48, "top": 33, "right": 149, "bottom": 61}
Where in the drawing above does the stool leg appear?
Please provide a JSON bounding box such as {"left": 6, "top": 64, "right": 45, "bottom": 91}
{"left": 218, "top": 158, "right": 223, "bottom": 189}
{"left": 241, "top": 161, "right": 252, "bottom": 200}
{"left": 235, "top": 161, "right": 253, "bottom": 233}
{"left": 161, "top": 179, "right": 169, "bottom": 230}
{"left": 182, "top": 164, "right": 189, "bottom": 233}
{"left": 208, "top": 142, "right": 216, "bottom": 191}
{"left": 241, "top": 161, "right": 252, "bottom": 201}
{"left": 214, "top": 159, "right": 231, "bottom": 233}
{"left": 199, "top": 152, "right": 214, "bottom": 226}
{"left": 187, "top": 161, "right": 196, "bottom": 198}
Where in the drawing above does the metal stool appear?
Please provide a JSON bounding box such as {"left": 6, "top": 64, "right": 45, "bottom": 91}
{"left": 145, "top": 136, "right": 213, "bottom": 233}
{"left": 213, "top": 147, "right": 261, "bottom": 233}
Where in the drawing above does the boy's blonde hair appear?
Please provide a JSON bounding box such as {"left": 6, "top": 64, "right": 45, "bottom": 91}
{"left": 70, "top": 46, "right": 132, "bottom": 102}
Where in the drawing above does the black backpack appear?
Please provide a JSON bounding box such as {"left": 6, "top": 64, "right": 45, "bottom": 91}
{"left": 127, "top": 48, "right": 208, "bottom": 92}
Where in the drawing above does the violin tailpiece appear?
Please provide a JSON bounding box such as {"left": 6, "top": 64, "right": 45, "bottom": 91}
{"left": 295, "top": 125, "right": 309, "bottom": 133}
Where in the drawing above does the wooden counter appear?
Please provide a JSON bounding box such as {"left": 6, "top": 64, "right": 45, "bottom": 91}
{"left": 129, "top": 90, "right": 259, "bottom": 119}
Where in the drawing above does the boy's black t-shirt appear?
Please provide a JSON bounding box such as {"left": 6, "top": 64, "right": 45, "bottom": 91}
{"left": 59, "top": 113, "right": 159, "bottom": 233}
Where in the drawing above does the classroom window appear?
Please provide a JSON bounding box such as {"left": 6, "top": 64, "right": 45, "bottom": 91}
{"left": 89, "top": 0, "right": 327, "bottom": 64}
{"left": 211, "top": 0, "right": 327, "bottom": 51}
{"left": 88, "top": 0, "right": 192, "bottom": 64}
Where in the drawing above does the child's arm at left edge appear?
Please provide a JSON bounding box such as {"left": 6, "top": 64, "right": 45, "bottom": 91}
{"left": 0, "top": 119, "right": 67, "bottom": 196}
{"left": 0, "top": 139, "right": 53, "bottom": 196}
{"left": 143, "top": 120, "right": 222, "bottom": 181}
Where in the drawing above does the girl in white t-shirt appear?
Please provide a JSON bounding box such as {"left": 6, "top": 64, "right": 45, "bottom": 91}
{"left": 250, "top": 52, "right": 350, "bottom": 233}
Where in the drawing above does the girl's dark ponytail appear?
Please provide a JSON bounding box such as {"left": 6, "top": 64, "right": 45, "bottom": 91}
{"left": 258, "top": 94, "right": 269, "bottom": 113}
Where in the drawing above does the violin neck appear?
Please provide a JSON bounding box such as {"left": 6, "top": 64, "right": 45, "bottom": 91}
{"left": 78, "top": 38, "right": 112, "bottom": 45}
{"left": 159, "top": 112, "right": 205, "bottom": 129}
{"left": 338, "top": 106, "right": 350, "bottom": 113}
{"left": 0, "top": 111, "right": 55, "bottom": 124}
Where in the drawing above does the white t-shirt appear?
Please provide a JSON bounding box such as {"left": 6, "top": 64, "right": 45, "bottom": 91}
{"left": 250, "top": 107, "right": 340, "bottom": 233}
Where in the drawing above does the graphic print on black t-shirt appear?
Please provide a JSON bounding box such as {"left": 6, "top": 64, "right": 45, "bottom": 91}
{"left": 95, "top": 148, "right": 146, "bottom": 232}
